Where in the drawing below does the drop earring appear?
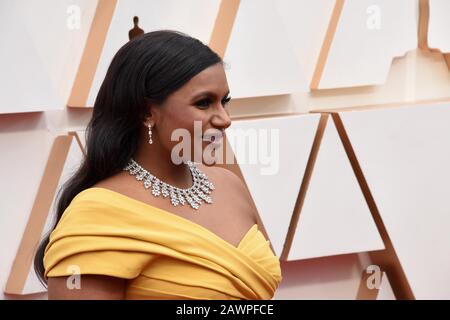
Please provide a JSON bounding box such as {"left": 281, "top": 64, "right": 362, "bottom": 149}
{"left": 147, "top": 123, "right": 153, "bottom": 144}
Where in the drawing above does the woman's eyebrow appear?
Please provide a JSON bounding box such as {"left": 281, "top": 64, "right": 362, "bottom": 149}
{"left": 191, "top": 90, "right": 230, "bottom": 100}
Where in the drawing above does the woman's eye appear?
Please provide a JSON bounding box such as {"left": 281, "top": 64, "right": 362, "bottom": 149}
{"left": 221, "top": 96, "right": 231, "bottom": 106}
{"left": 195, "top": 96, "right": 231, "bottom": 109}
{"left": 195, "top": 98, "right": 211, "bottom": 108}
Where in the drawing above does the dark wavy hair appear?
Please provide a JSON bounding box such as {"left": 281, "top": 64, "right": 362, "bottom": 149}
{"left": 34, "top": 30, "right": 222, "bottom": 286}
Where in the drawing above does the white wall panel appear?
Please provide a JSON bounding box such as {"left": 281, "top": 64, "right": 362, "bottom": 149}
{"left": 319, "top": 0, "right": 418, "bottom": 89}
{"left": 224, "top": 0, "right": 308, "bottom": 98}
{"left": 288, "top": 116, "right": 384, "bottom": 260}
{"left": 0, "top": 0, "right": 97, "bottom": 114}
{"left": 228, "top": 114, "right": 320, "bottom": 256}
{"left": 428, "top": 0, "right": 450, "bottom": 52}
{"left": 339, "top": 102, "right": 450, "bottom": 299}
{"left": 0, "top": 129, "right": 54, "bottom": 297}
{"left": 276, "top": 0, "right": 336, "bottom": 87}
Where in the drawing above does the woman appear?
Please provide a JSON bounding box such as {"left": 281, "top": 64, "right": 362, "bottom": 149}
{"left": 35, "top": 30, "right": 282, "bottom": 299}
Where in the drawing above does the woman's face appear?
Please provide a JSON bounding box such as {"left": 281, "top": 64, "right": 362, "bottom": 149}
{"left": 146, "top": 63, "right": 232, "bottom": 165}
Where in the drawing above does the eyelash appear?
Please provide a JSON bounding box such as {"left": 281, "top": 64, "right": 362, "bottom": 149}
{"left": 195, "top": 96, "right": 231, "bottom": 108}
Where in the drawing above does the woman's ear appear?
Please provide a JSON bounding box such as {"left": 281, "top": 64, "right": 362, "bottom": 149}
{"left": 143, "top": 99, "right": 155, "bottom": 125}
{"left": 144, "top": 98, "right": 161, "bottom": 126}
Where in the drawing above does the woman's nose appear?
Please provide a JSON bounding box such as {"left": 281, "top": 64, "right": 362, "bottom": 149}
{"left": 212, "top": 104, "right": 232, "bottom": 130}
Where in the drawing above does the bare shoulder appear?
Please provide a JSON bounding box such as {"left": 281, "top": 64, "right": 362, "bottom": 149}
{"left": 197, "top": 164, "right": 273, "bottom": 243}
{"left": 197, "top": 164, "right": 257, "bottom": 219}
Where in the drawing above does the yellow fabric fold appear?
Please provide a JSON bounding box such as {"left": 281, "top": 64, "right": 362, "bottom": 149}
{"left": 44, "top": 187, "right": 282, "bottom": 300}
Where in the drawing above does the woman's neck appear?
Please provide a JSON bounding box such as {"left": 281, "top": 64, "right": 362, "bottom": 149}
{"left": 133, "top": 144, "right": 193, "bottom": 189}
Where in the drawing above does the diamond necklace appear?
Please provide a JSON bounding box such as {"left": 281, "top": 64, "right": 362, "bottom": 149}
{"left": 123, "top": 158, "right": 215, "bottom": 210}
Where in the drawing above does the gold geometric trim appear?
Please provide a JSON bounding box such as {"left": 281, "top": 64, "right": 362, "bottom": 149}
{"left": 67, "top": 0, "right": 117, "bottom": 108}
{"left": 310, "top": 0, "right": 345, "bottom": 90}
{"left": 208, "top": 0, "right": 241, "bottom": 58}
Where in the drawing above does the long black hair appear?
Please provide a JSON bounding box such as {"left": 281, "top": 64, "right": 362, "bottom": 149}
{"left": 34, "top": 30, "right": 222, "bottom": 286}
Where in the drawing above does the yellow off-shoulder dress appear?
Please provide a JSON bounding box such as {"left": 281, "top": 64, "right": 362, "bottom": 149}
{"left": 44, "top": 187, "right": 282, "bottom": 299}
